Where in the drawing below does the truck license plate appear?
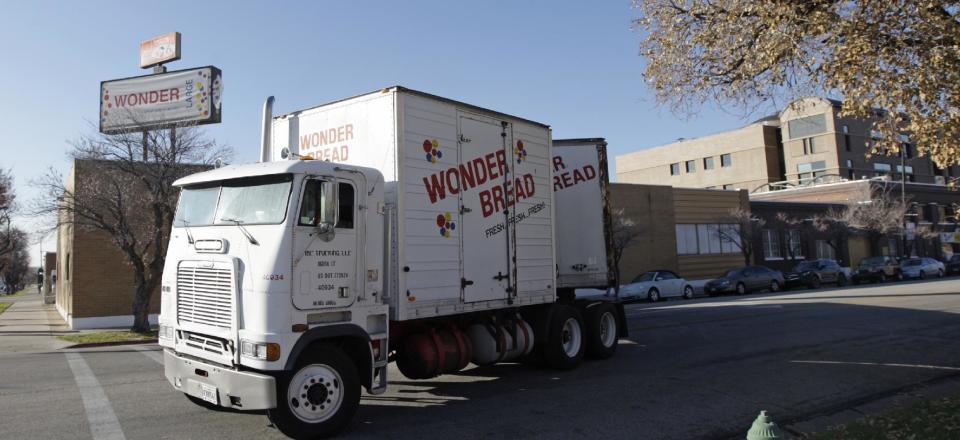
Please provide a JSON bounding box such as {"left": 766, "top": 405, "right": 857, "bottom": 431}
{"left": 200, "top": 383, "right": 218, "bottom": 404}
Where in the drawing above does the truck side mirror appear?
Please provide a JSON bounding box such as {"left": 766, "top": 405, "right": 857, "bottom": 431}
{"left": 317, "top": 179, "right": 338, "bottom": 241}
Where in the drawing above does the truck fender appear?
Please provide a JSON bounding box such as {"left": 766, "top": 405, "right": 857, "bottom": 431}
{"left": 284, "top": 324, "right": 374, "bottom": 390}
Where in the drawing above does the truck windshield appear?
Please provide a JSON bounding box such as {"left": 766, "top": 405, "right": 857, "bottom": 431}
{"left": 175, "top": 174, "right": 293, "bottom": 226}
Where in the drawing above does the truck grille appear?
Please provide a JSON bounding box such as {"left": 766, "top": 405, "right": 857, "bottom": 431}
{"left": 176, "top": 261, "right": 234, "bottom": 329}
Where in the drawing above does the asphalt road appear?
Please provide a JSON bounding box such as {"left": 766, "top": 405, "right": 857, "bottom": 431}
{"left": 2, "top": 278, "right": 960, "bottom": 440}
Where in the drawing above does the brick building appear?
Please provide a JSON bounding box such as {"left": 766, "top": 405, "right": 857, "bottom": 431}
{"left": 55, "top": 160, "right": 162, "bottom": 329}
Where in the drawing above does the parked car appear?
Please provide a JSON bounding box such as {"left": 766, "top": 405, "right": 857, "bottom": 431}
{"left": 944, "top": 255, "right": 960, "bottom": 275}
{"left": 704, "top": 266, "right": 785, "bottom": 296}
{"left": 784, "top": 259, "right": 848, "bottom": 289}
{"left": 899, "top": 257, "right": 945, "bottom": 279}
{"left": 853, "top": 255, "right": 902, "bottom": 284}
{"left": 620, "top": 270, "right": 695, "bottom": 302}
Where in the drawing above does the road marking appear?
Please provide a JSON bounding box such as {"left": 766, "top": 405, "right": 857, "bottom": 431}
{"left": 132, "top": 345, "right": 164, "bottom": 365}
{"left": 792, "top": 360, "right": 960, "bottom": 371}
{"left": 65, "top": 352, "right": 127, "bottom": 440}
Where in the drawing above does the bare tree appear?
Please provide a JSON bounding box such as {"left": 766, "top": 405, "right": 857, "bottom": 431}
{"left": 813, "top": 207, "right": 853, "bottom": 263}
{"left": 610, "top": 208, "right": 643, "bottom": 297}
{"left": 0, "top": 228, "right": 29, "bottom": 294}
{"left": 773, "top": 212, "right": 807, "bottom": 262}
{"left": 633, "top": 1, "right": 960, "bottom": 167}
{"left": 32, "top": 123, "right": 229, "bottom": 332}
{"left": 842, "top": 185, "right": 908, "bottom": 256}
{"left": 717, "top": 208, "right": 764, "bottom": 266}
{"left": 0, "top": 168, "right": 17, "bottom": 264}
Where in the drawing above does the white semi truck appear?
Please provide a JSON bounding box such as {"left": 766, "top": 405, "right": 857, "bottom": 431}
{"left": 159, "top": 87, "right": 622, "bottom": 438}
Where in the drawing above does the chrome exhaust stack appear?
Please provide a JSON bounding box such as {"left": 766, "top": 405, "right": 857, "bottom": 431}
{"left": 260, "top": 96, "right": 275, "bottom": 162}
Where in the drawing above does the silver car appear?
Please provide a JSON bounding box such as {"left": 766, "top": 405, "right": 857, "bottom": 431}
{"left": 899, "top": 257, "right": 945, "bottom": 279}
{"left": 620, "top": 270, "right": 695, "bottom": 302}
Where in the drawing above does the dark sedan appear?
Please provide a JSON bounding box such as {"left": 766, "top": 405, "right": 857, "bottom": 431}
{"left": 705, "top": 266, "right": 785, "bottom": 296}
{"left": 784, "top": 259, "right": 848, "bottom": 289}
{"left": 945, "top": 255, "right": 960, "bottom": 275}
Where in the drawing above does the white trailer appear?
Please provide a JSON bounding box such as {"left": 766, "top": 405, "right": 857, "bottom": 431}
{"left": 159, "top": 87, "right": 623, "bottom": 439}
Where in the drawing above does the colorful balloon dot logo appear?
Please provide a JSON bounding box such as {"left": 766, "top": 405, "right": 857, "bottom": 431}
{"left": 423, "top": 139, "right": 442, "bottom": 164}
{"left": 514, "top": 140, "right": 528, "bottom": 163}
{"left": 436, "top": 212, "right": 456, "bottom": 237}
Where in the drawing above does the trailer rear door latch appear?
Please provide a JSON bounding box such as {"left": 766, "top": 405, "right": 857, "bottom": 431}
{"left": 461, "top": 278, "right": 474, "bottom": 288}
{"left": 493, "top": 272, "right": 509, "bottom": 281}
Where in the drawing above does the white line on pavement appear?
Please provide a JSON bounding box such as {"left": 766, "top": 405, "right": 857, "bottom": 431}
{"left": 65, "top": 352, "right": 127, "bottom": 440}
{"left": 791, "top": 360, "right": 960, "bottom": 371}
{"left": 132, "top": 345, "right": 164, "bottom": 365}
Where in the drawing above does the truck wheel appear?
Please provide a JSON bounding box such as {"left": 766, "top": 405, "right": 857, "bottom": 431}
{"left": 268, "top": 344, "right": 360, "bottom": 439}
{"left": 584, "top": 303, "right": 618, "bottom": 359}
{"left": 542, "top": 304, "right": 585, "bottom": 369}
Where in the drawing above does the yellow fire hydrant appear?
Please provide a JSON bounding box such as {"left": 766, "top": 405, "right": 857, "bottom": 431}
{"left": 746, "top": 410, "right": 785, "bottom": 440}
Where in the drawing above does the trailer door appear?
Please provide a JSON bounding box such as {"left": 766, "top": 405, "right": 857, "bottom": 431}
{"left": 458, "top": 114, "right": 514, "bottom": 303}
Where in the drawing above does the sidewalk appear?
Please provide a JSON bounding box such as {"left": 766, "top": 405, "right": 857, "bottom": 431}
{"left": 0, "top": 292, "right": 74, "bottom": 354}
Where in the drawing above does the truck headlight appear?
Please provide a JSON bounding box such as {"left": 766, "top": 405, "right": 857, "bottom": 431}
{"left": 159, "top": 324, "right": 176, "bottom": 341}
{"left": 240, "top": 340, "right": 281, "bottom": 361}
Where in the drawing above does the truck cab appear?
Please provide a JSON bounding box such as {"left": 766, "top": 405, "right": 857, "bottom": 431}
{"left": 159, "top": 160, "right": 389, "bottom": 436}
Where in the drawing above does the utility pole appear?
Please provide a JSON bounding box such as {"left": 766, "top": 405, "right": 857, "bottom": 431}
{"left": 901, "top": 146, "right": 907, "bottom": 258}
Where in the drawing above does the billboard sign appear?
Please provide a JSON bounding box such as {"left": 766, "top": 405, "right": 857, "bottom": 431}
{"left": 140, "top": 32, "right": 181, "bottom": 68}
{"left": 100, "top": 66, "right": 223, "bottom": 133}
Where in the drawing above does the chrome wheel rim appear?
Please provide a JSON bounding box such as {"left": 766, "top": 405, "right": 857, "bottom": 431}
{"left": 287, "top": 364, "right": 344, "bottom": 423}
{"left": 771, "top": 281, "right": 779, "bottom": 292}
{"left": 684, "top": 287, "right": 693, "bottom": 298}
{"left": 599, "top": 312, "right": 617, "bottom": 348}
{"left": 561, "top": 317, "right": 582, "bottom": 358}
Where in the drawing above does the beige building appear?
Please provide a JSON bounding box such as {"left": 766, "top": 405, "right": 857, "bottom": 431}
{"left": 56, "top": 160, "right": 161, "bottom": 329}
{"left": 610, "top": 183, "right": 749, "bottom": 281}
{"left": 616, "top": 117, "right": 783, "bottom": 192}
{"left": 618, "top": 97, "right": 960, "bottom": 192}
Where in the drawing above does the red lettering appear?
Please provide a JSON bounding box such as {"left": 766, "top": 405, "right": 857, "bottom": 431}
{"left": 553, "top": 175, "right": 563, "bottom": 191}
{"left": 340, "top": 145, "right": 348, "bottom": 161}
{"left": 562, "top": 172, "right": 573, "bottom": 188}
{"left": 458, "top": 163, "right": 475, "bottom": 189}
{"left": 584, "top": 165, "right": 596, "bottom": 180}
{"left": 345, "top": 124, "right": 354, "bottom": 140}
{"left": 423, "top": 174, "right": 447, "bottom": 203}
{"left": 492, "top": 186, "right": 505, "bottom": 214}
{"left": 573, "top": 168, "right": 586, "bottom": 185}
{"left": 472, "top": 157, "right": 489, "bottom": 185}
{"left": 480, "top": 190, "right": 494, "bottom": 217}
{"left": 170, "top": 88, "right": 179, "bottom": 101}
{"left": 485, "top": 152, "right": 499, "bottom": 180}
{"left": 495, "top": 150, "right": 507, "bottom": 177}
{"left": 445, "top": 168, "right": 460, "bottom": 195}
{"left": 553, "top": 156, "right": 566, "bottom": 171}
{"left": 524, "top": 174, "right": 535, "bottom": 197}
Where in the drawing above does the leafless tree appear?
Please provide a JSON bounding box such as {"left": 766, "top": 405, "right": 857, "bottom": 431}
{"left": 813, "top": 207, "right": 853, "bottom": 264}
{"left": 610, "top": 208, "right": 643, "bottom": 297}
{"left": 0, "top": 168, "right": 17, "bottom": 264}
{"left": 31, "top": 123, "right": 230, "bottom": 332}
{"left": 842, "top": 185, "right": 908, "bottom": 256}
{"left": 717, "top": 208, "right": 764, "bottom": 266}
{"left": 1, "top": 228, "right": 29, "bottom": 294}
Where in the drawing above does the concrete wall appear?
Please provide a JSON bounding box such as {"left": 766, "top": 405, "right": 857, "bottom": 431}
{"left": 616, "top": 122, "right": 782, "bottom": 192}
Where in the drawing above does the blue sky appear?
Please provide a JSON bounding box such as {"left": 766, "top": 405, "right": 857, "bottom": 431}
{"left": 1, "top": 1, "right": 754, "bottom": 265}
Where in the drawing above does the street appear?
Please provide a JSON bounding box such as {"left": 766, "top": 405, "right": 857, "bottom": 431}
{"left": 2, "top": 278, "right": 959, "bottom": 440}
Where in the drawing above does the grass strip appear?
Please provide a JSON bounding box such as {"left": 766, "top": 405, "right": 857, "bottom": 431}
{"left": 807, "top": 392, "right": 960, "bottom": 439}
{"left": 57, "top": 329, "right": 158, "bottom": 344}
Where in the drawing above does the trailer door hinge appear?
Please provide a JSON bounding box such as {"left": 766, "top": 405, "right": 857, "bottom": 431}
{"left": 460, "top": 206, "right": 472, "bottom": 214}
{"left": 459, "top": 134, "right": 471, "bottom": 143}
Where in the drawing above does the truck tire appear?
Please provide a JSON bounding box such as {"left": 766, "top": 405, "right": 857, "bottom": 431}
{"left": 584, "top": 303, "right": 618, "bottom": 359}
{"left": 268, "top": 344, "right": 360, "bottom": 439}
{"left": 542, "top": 304, "right": 585, "bottom": 370}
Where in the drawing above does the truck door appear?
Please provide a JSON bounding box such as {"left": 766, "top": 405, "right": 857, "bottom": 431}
{"left": 292, "top": 177, "right": 361, "bottom": 310}
{"left": 458, "top": 113, "right": 515, "bottom": 303}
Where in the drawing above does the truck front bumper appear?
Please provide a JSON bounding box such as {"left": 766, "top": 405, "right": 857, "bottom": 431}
{"left": 164, "top": 350, "right": 277, "bottom": 410}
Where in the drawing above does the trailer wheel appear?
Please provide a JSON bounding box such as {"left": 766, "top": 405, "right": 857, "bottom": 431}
{"left": 268, "top": 344, "right": 360, "bottom": 439}
{"left": 584, "top": 303, "right": 618, "bottom": 359}
{"left": 542, "top": 304, "right": 585, "bottom": 369}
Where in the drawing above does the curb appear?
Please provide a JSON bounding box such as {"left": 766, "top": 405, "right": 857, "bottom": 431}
{"left": 62, "top": 338, "right": 159, "bottom": 349}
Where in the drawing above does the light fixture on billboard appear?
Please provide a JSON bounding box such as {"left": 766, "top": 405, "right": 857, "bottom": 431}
{"left": 214, "top": 158, "right": 226, "bottom": 169}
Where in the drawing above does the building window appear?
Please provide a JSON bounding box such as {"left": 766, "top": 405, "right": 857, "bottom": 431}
{"left": 797, "top": 160, "right": 827, "bottom": 183}
{"left": 874, "top": 163, "right": 892, "bottom": 176}
{"left": 703, "top": 156, "right": 715, "bottom": 170}
{"left": 676, "top": 224, "right": 698, "bottom": 255}
{"left": 902, "top": 143, "right": 913, "bottom": 158}
{"left": 670, "top": 163, "right": 680, "bottom": 176}
{"left": 787, "top": 229, "right": 803, "bottom": 258}
{"left": 846, "top": 159, "right": 855, "bottom": 180}
{"left": 65, "top": 253, "right": 71, "bottom": 281}
{"left": 842, "top": 125, "right": 851, "bottom": 151}
{"left": 762, "top": 229, "right": 782, "bottom": 259}
{"left": 721, "top": 153, "right": 732, "bottom": 167}
{"left": 722, "top": 184, "right": 734, "bottom": 190}
{"left": 685, "top": 160, "right": 696, "bottom": 173}
{"left": 842, "top": 125, "right": 849, "bottom": 134}
{"left": 802, "top": 137, "right": 817, "bottom": 155}
{"left": 815, "top": 240, "right": 836, "bottom": 260}
{"left": 787, "top": 114, "right": 827, "bottom": 139}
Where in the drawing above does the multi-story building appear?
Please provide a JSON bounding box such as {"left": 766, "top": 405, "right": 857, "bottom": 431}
{"left": 617, "top": 97, "right": 960, "bottom": 192}
{"left": 616, "top": 117, "right": 782, "bottom": 192}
